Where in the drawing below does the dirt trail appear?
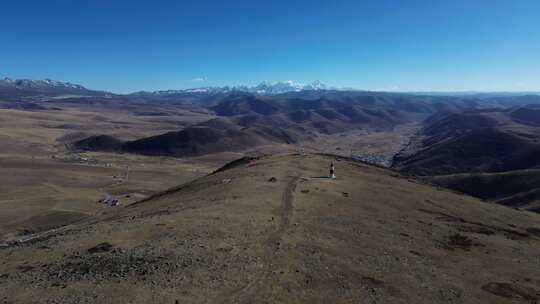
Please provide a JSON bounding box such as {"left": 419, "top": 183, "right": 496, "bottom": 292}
{"left": 219, "top": 167, "right": 301, "bottom": 303}
{"left": 0, "top": 216, "right": 97, "bottom": 248}
{"left": 271, "top": 175, "right": 300, "bottom": 243}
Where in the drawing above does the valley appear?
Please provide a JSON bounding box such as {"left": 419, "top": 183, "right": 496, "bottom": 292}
{"left": 393, "top": 105, "right": 540, "bottom": 212}
{"left": 0, "top": 88, "right": 426, "bottom": 242}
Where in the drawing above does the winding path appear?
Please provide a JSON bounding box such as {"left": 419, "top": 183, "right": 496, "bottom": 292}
{"left": 218, "top": 173, "right": 300, "bottom": 303}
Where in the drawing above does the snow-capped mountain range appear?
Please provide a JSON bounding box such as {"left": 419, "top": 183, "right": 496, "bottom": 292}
{"left": 0, "top": 77, "right": 337, "bottom": 96}
{"left": 250, "top": 80, "right": 328, "bottom": 94}
{"left": 0, "top": 77, "right": 87, "bottom": 90}
{"left": 140, "top": 80, "right": 333, "bottom": 96}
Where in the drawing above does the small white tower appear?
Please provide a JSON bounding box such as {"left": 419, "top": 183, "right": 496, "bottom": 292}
{"left": 330, "top": 161, "right": 336, "bottom": 179}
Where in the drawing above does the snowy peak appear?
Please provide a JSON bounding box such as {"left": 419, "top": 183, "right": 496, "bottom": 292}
{"left": 0, "top": 78, "right": 88, "bottom": 90}
{"left": 303, "top": 80, "right": 327, "bottom": 91}
{"left": 1, "top": 77, "right": 15, "bottom": 84}
{"left": 139, "top": 80, "right": 332, "bottom": 96}
{"left": 0, "top": 77, "right": 112, "bottom": 98}
{"left": 252, "top": 81, "right": 302, "bottom": 94}
{"left": 41, "top": 79, "right": 87, "bottom": 90}
{"left": 145, "top": 87, "right": 233, "bottom": 96}
{"left": 251, "top": 80, "right": 327, "bottom": 94}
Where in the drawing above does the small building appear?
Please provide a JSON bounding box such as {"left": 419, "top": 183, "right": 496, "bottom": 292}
{"left": 99, "top": 195, "right": 120, "bottom": 206}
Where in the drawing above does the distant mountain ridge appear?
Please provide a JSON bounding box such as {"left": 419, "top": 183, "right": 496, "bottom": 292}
{"left": 0, "top": 77, "right": 109, "bottom": 99}
{"left": 0, "top": 77, "right": 87, "bottom": 90}
{"left": 72, "top": 92, "right": 468, "bottom": 157}
{"left": 133, "top": 80, "right": 333, "bottom": 96}
{"left": 3, "top": 77, "right": 540, "bottom": 98}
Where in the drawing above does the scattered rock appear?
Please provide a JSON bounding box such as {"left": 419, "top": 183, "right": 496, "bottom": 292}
{"left": 457, "top": 225, "right": 494, "bottom": 235}
{"left": 87, "top": 242, "right": 114, "bottom": 254}
{"left": 342, "top": 192, "right": 349, "bottom": 197}
{"left": 361, "top": 276, "right": 384, "bottom": 288}
{"left": 440, "top": 233, "right": 476, "bottom": 251}
{"left": 268, "top": 177, "right": 277, "bottom": 182}
{"left": 17, "top": 265, "right": 34, "bottom": 273}
{"left": 216, "top": 246, "right": 233, "bottom": 253}
{"left": 526, "top": 227, "right": 540, "bottom": 237}
{"left": 481, "top": 282, "right": 539, "bottom": 300}
{"left": 449, "top": 233, "right": 473, "bottom": 247}
{"left": 502, "top": 229, "right": 530, "bottom": 240}
{"left": 51, "top": 281, "right": 67, "bottom": 288}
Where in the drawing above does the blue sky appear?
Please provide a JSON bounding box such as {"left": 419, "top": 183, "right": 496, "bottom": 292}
{"left": 1, "top": 0, "right": 539, "bottom": 93}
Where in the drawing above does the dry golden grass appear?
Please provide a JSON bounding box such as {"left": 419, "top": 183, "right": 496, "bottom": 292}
{"left": 1, "top": 154, "right": 538, "bottom": 303}
{"left": 0, "top": 105, "right": 217, "bottom": 240}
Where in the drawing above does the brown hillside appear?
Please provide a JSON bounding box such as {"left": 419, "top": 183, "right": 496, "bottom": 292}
{"left": 1, "top": 154, "right": 539, "bottom": 303}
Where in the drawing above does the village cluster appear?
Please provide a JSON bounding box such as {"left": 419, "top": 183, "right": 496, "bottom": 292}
{"left": 98, "top": 195, "right": 121, "bottom": 207}
{"left": 352, "top": 153, "right": 392, "bottom": 167}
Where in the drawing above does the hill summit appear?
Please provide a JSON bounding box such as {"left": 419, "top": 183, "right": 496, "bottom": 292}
{"left": 1, "top": 154, "right": 539, "bottom": 303}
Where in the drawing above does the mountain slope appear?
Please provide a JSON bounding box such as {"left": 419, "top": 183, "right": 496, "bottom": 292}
{"left": 394, "top": 107, "right": 540, "bottom": 174}
{"left": 73, "top": 117, "right": 297, "bottom": 157}
{"left": 1, "top": 154, "right": 539, "bottom": 303}
{"left": 122, "top": 126, "right": 258, "bottom": 157}
{"left": 430, "top": 170, "right": 540, "bottom": 212}
{"left": 393, "top": 106, "right": 540, "bottom": 212}
{"left": 73, "top": 134, "right": 124, "bottom": 152}
{"left": 207, "top": 93, "right": 450, "bottom": 134}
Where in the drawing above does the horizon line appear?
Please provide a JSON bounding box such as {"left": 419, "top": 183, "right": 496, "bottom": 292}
{"left": 2, "top": 76, "right": 540, "bottom": 95}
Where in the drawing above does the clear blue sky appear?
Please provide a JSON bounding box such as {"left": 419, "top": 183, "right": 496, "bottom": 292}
{"left": 1, "top": 0, "right": 539, "bottom": 93}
